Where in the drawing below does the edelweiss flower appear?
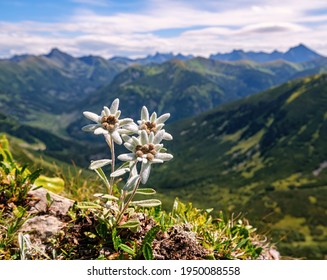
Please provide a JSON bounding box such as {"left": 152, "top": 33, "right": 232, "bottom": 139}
{"left": 82, "top": 98, "right": 136, "bottom": 145}
{"left": 137, "top": 106, "right": 173, "bottom": 141}
{"left": 118, "top": 130, "right": 173, "bottom": 184}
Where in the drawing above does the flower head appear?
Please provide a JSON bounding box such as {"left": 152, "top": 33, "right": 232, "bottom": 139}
{"left": 118, "top": 130, "right": 173, "bottom": 184}
{"left": 137, "top": 106, "right": 173, "bottom": 141}
{"left": 82, "top": 98, "right": 136, "bottom": 145}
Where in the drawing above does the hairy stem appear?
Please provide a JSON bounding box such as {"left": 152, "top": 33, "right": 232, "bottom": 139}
{"left": 116, "top": 164, "right": 144, "bottom": 224}
{"left": 104, "top": 134, "right": 115, "bottom": 195}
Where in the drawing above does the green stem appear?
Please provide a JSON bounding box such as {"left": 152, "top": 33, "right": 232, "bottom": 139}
{"left": 109, "top": 136, "right": 115, "bottom": 195}
{"left": 104, "top": 134, "right": 115, "bottom": 195}
{"left": 116, "top": 164, "right": 144, "bottom": 224}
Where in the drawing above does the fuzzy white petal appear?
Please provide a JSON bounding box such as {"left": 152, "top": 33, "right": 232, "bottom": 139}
{"left": 153, "top": 129, "right": 165, "bottom": 144}
{"left": 163, "top": 132, "right": 173, "bottom": 140}
{"left": 94, "top": 127, "right": 107, "bottom": 135}
{"left": 131, "top": 136, "right": 140, "bottom": 146}
{"left": 124, "top": 142, "right": 135, "bottom": 152}
{"left": 141, "top": 106, "right": 149, "bottom": 121}
{"left": 156, "top": 153, "right": 173, "bottom": 161}
{"left": 111, "top": 130, "right": 122, "bottom": 145}
{"left": 82, "top": 124, "right": 100, "bottom": 132}
{"left": 151, "top": 159, "right": 164, "bottom": 164}
{"left": 115, "top": 110, "right": 121, "bottom": 118}
{"left": 141, "top": 163, "right": 151, "bottom": 184}
{"left": 118, "top": 153, "right": 135, "bottom": 161}
{"left": 156, "top": 123, "right": 164, "bottom": 131}
{"left": 156, "top": 113, "right": 170, "bottom": 124}
{"left": 110, "top": 98, "right": 119, "bottom": 114}
{"left": 122, "top": 134, "right": 132, "bottom": 143}
{"left": 140, "top": 130, "right": 149, "bottom": 145}
{"left": 119, "top": 118, "right": 134, "bottom": 125}
{"left": 103, "top": 106, "right": 110, "bottom": 116}
{"left": 150, "top": 112, "right": 157, "bottom": 122}
{"left": 124, "top": 123, "right": 139, "bottom": 133}
{"left": 83, "top": 111, "right": 101, "bottom": 123}
{"left": 154, "top": 144, "right": 163, "bottom": 150}
{"left": 149, "top": 132, "right": 154, "bottom": 143}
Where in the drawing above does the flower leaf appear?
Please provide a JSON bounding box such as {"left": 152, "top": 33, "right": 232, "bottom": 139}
{"left": 119, "top": 244, "right": 135, "bottom": 256}
{"left": 76, "top": 201, "right": 102, "bottom": 209}
{"left": 131, "top": 188, "right": 156, "bottom": 195}
{"left": 89, "top": 159, "right": 112, "bottom": 170}
{"left": 130, "top": 199, "right": 162, "bottom": 208}
{"left": 117, "top": 219, "right": 140, "bottom": 229}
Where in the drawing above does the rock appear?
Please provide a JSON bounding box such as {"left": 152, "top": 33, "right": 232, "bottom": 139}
{"left": 28, "top": 188, "right": 74, "bottom": 216}
{"left": 18, "top": 188, "right": 75, "bottom": 258}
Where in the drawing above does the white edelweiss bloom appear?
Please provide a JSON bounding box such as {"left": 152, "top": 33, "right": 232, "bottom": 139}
{"left": 82, "top": 98, "right": 136, "bottom": 145}
{"left": 117, "top": 130, "right": 173, "bottom": 184}
{"left": 137, "top": 106, "right": 173, "bottom": 141}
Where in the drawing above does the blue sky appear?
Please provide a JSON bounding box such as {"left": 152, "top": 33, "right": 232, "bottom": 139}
{"left": 0, "top": 0, "right": 327, "bottom": 58}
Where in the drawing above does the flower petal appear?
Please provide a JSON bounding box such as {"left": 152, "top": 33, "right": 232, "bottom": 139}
{"left": 82, "top": 124, "right": 100, "bottom": 132}
{"left": 163, "top": 132, "right": 173, "bottom": 140}
{"left": 141, "top": 106, "right": 149, "bottom": 121}
{"left": 124, "top": 123, "right": 139, "bottom": 133}
{"left": 156, "top": 113, "right": 170, "bottom": 124}
{"left": 115, "top": 110, "right": 121, "bottom": 118}
{"left": 122, "top": 134, "right": 132, "bottom": 143}
{"left": 103, "top": 106, "right": 110, "bottom": 116}
{"left": 150, "top": 112, "right": 157, "bottom": 122}
{"left": 119, "top": 118, "right": 134, "bottom": 125}
{"left": 110, "top": 98, "right": 119, "bottom": 114}
{"left": 153, "top": 129, "right": 165, "bottom": 144}
{"left": 156, "top": 123, "right": 164, "bottom": 131}
{"left": 132, "top": 136, "right": 140, "bottom": 146}
{"left": 94, "top": 127, "right": 107, "bottom": 135}
{"left": 151, "top": 158, "right": 164, "bottom": 164}
{"left": 156, "top": 152, "right": 173, "bottom": 161}
{"left": 140, "top": 130, "right": 149, "bottom": 145}
{"left": 149, "top": 132, "right": 154, "bottom": 143}
{"left": 118, "top": 153, "right": 135, "bottom": 161}
{"left": 83, "top": 111, "right": 101, "bottom": 123}
{"left": 141, "top": 162, "right": 151, "bottom": 184}
{"left": 124, "top": 142, "right": 135, "bottom": 151}
{"left": 111, "top": 130, "right": 123, "bottom": 145}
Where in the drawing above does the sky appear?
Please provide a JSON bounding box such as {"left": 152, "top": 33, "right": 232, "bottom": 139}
{"left": 1, "top": 0, "right": 327, "bottom": 58}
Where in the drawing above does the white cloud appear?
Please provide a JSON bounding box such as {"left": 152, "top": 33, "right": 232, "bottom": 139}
{"left": 1, "top": 0, "right": 327, "bottom": 58}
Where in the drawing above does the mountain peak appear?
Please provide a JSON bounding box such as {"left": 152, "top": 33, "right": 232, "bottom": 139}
{"left": 45, "top": 48, "right": 73, "bottom": 60}
{"left": 284, "top": 43, "right": 321, "bottom": 63}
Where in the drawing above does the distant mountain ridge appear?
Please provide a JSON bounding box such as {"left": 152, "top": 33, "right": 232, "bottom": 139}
{"left": 210, "top": 44, "right": 324, "bottom": 63}
{"left": 4, "top": 44, "right": 324, "bottom": 65}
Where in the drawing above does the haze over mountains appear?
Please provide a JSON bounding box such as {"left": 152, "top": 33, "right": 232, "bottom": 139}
{"left": 0, "top": 44, "right": 326, "bottom": 259}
